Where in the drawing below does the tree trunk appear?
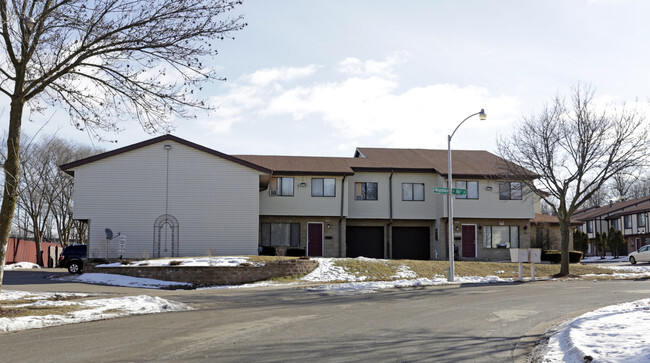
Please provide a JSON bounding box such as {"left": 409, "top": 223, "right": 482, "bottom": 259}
{"left": 559, "top": 219, "right": 571, "bottom": 275}
{"left": 0, "top": 99, "right": 24, "bottom": 294}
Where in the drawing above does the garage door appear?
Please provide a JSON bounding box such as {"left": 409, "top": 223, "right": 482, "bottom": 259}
{"left": 346, "top": 226, "right": 384, "bottom": 258}
{"left": 392, "top": 227, "right": 430, "bottom": 260}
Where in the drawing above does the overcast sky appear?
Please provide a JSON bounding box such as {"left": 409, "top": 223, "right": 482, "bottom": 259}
{"left": 15, "top": 0, "right": 650, "bottom": 157}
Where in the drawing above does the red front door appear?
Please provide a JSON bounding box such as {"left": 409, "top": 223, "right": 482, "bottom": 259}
{"left": 308, "top": 223, "right": 323, "bottom": 257}
{"left": 462, "top": 225, "right": 476, "bottom": 258}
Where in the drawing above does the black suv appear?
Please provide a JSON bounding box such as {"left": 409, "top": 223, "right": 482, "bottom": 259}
{"left": 58, "top": 245, "right": 87, "bottom": 274}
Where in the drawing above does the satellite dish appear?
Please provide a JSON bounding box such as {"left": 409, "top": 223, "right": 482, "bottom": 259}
{"left": 105, "top": 228, "right": 113, "bottom": 239}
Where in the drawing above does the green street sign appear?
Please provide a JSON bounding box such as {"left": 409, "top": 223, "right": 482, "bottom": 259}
{"left": 433, "top": 187, "right": 466, "bottom": 195}
{"left": 452, "top": 188, "right": 467, "bottom": 195}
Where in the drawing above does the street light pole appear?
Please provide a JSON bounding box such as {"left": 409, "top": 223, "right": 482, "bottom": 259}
{"left": 447, "top": 109, "right": 486, "bottom": 282}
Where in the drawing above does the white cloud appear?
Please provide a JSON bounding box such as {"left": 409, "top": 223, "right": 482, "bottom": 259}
{"left": 245, "top": 65, "right": 319, "bottom": 86}
{"left": 336, "top": 51, "right": 409, "bottom": 77}
{"left": 201, "top": 54, "right": 521, "bottom": 152}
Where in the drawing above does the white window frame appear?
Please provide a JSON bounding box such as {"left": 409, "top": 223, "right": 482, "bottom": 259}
{"left": 402, "top": 183, "right": 425, "bottom": 201}
{"left": 270, "top": 177, "right": 294, "bottom": 196}
{"left": 311, "top": 178, "right": 336, "bottom": 197}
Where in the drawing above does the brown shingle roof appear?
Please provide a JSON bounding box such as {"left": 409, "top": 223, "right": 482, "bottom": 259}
{"left": 572, "top": 196, "right": 650, "bottom": 221}
{"left": 530, "top": 213, "right": 582, "bottom": 226}
{"left": 353, "top": 148, "right": 535, "bottom": 178}
{"left": 234, "top": 155, "right": 354, "bottom": 175}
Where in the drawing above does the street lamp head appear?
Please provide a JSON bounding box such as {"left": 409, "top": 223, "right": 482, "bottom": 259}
{"left": 479, "top": 109, "right": 487, "bottom": 121}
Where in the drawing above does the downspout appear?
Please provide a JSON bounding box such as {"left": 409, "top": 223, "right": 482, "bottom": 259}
{"left": 338, "top": 175, "right": 346, "bottom": 257}
{"left": 387, "top": 169, "right": 394, "bottom": 259}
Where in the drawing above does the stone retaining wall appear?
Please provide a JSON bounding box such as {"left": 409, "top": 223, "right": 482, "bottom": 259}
{"left": 86, "top": 259, "right": 318, "bottom": 286}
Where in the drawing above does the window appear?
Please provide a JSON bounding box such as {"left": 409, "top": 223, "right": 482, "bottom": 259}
{"left": 269, "top": 177, "right": 294, "bottom": 196}
{"left": 638, "top": 213, "right": 647, "bottom": 228}
{"left": 402, "top": 183, "right": 425, "bottom": 201}
{"left": 261, "top": 223, "right": 300, "bottom": 247}
{"left": 611, "top": 219, "right": 619, "bottom": 230}
{"left": 455, "top": 181, "right": 478, "bottom": 199}
{"left": 354, "top": 182, "right": 378, "bottom": 200}
{"left": 483, "top": 226, "right": 519, "bottom": 248}
{"left": 624, "top": 215, "right": 632, "bottom": 229}
{"left": 499, "top": 182, "right": 522, "bottom": 200}
{"left": 312, "top": 178, "right": 336, "bottom": 197}
{"left": 587, "top": 220, "right": 593, "bottom": 233}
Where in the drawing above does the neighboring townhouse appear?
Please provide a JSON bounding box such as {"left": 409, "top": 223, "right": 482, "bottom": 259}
{"left": 529, "top": 213, "right": 582, "bottom": 251}
{"left": 573, "top": 196, "right": 650, "bottom": 255}
{"left": 61, "top": 135, "right": 536, "bottom": 261}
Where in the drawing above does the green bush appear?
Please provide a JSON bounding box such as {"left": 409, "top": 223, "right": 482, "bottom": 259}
{"left": 542, "top": 250, "right": 561, "bottom": 263}
{"left": 542, "top": 250, "right": 583, "bottom": 263}
{"left": 569, "top": 251, "right": 583, "bottom": 263}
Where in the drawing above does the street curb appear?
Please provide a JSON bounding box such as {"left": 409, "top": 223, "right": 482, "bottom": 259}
{"left": 513, "top": 307, "right": 600, "bottom": 363}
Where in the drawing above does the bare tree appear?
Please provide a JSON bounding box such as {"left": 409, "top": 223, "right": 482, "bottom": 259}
{"left": 498, "top": 85, "right": 650, "bottom": 275}
{"left": 15, "top": 134, "right": 54, "bottom": 266}
{"left": 609, "top": 170, "right": 640, "bottom": 201}
{"left": 47, "top": 138, "right": 98, "bottom": 246}
{"left": 0, "top": 0, "right": 246, "bottom": 292}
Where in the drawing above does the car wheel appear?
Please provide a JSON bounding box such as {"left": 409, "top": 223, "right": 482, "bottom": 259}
{"left": 629, "top": 256, "right": 637, "bottom": 265}
{"left": 67, "top": 261, "right": 83, "bottom": 274}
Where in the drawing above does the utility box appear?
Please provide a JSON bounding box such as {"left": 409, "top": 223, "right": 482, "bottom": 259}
{"left": 510, "top": 248, "right": 529, "bottom": 262}
{"left": 528, "top": 248, "right": 542, "bottom": 263}
{"left": 510, "top": 248, "right": 542, "bottom": 263}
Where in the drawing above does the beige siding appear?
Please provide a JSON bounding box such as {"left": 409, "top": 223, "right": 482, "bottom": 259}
{"left": 391, "top": 173, "right": 437, "bottom": 220}
{"left": 72, "top": 141, "right": 260, "bottom": 258}
{"left": 444, "top": 179, "right": 535, "bottom": 219}
{"left": 347, "top": 172, "right": 391, "bottom": 219}
{"left": 259, "top": 175, "right": 347, "bottom": 217}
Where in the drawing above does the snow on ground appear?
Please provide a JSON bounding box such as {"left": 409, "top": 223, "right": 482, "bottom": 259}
{"left": 95, "top": 256, "right": 259, "bottom": 268}
{"left": 0, "top": 291, "right": 192, "bottom": 333}
{"left": 7, "top": 256, "right": 650, "bottom": 360}
{"left": 541, "top": 299, "right": 650, "bottom": 362}
{"left": 54, "top": 272, "right": 193, "bottom": 289}
{"left": 4, "top": 262, "right": 40, "bottom": 270}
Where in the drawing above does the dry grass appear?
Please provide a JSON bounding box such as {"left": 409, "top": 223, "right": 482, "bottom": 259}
{"left": 330, "top": 259, "right": 616, "bottom": 281}
{"left": 0, "top": 304, "right": 88, "bottom": 318}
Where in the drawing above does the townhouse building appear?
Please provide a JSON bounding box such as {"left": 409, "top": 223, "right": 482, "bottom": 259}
{"left": 61, "top": 135, "right": 536, "bottom": 261}
{"left": 573, "top": 196, "right": 650, "bottom": 255}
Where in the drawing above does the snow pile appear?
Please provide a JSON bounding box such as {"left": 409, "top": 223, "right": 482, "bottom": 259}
{"left": 96, "top": 256, "right": 257, "bottom": 268}
{"left": 0, "top": 292, "right": 192, "bottom": 333}
{"left": 542, "top": 299, "right": 650, "bottom": 362}
{"left": 392, "top": 265, "right": 417, "bottom": 279}
{"left": 54, "top": 273, "right": 192, "bottom": 289}
{"left": 301, "top": 258, "right": 364, "bottom": 282}
{"left": 4, "top": 262, "right": 40, "bottom": 270}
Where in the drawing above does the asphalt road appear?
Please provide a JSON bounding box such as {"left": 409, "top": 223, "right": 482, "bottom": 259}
{"left": 2, "top": 269, "right": 649, "bottom": 362}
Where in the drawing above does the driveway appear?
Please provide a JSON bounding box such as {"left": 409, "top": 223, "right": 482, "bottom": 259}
{"left": 1, "top": 270, "right": 648, "bottom": 362}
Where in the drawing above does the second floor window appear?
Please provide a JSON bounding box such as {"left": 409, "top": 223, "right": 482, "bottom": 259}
{"left": 270, "top": 177, "right": 294, "bottom": 196}
{"left": 638, "top": 213, "right": 647, "bottom": 228}
{"left": 455, "top": 181, "right": 478, "bottom": 199}
{"left": 611, "top": 219, "right": 619, "bottom": 230}
{"left": 499, "top": 182, "right": 522, "bottom": 200}
{"left": 624, "top": 215, "right": 632, "bottom": 229}
{"left": 355, "top": 182, "right": 378, "bottom": 200}
{"left": 312, "top": 178, "right": 336, "bottom": 197}
{"left": 587, "top": 220, "right": 593, "bottom": 233}
{"left": 402, "top": 183, "right": 424, "bottom": 201}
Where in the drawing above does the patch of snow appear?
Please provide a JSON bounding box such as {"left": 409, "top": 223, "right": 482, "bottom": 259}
{"left": 95, "top": 256, "right": 255, "bottom": 268}
{"left": 392, "top": 265, "right": 417, "bottom": 279}
{"left": 542, "top": 299, "right": 650, "bottom": 362}
{"left": 0, "top": 292, "right": 192, "bottom": 333}
{"left": 4, "top": 262, "right": 40, "bottom": 270}
{"left": 301, "top": 258, "right": 363, "bottom": 282}
{"left": 52, "top": 273, "right": 192, "bottom": 289}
